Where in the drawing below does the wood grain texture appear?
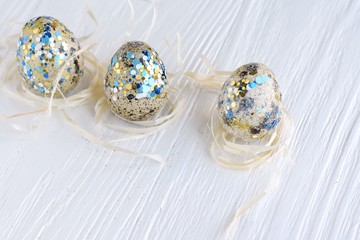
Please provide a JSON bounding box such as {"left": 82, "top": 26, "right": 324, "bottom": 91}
{"left": 0, "top": 0, "right": 359, "bottom": 239}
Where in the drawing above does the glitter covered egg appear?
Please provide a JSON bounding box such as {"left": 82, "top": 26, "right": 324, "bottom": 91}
{"left": 104, "top": 41, "right": 168, "bottom": 121}
{"left": 17, "top": 16, "right": 84, "bottom": 97}
{"left": 217, "top": 63, "right": 282, "bottom": 141}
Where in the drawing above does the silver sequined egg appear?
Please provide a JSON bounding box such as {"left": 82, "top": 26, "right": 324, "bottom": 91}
{"left": 17, "top": 16, "right": 84, "bottom": 97}
{"left": 104, "top": 41, "right": 168, "bottom": 121}
{"left": 217, "top": 63, "right": 282, "bottom": 141}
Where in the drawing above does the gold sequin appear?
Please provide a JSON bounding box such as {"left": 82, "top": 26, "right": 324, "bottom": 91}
{"left": 125, "top": 83, "right": 132, "bottom": 90}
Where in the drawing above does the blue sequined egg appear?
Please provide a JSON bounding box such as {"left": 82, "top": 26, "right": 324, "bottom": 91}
{"left": 104, "top": 41, "right": 168, "bottom": 121}
{"left": 217, "top": 63, "right": 282, "bottom": 141}
{"left": 17, "top": 16, "right": 84, "bottom": 97}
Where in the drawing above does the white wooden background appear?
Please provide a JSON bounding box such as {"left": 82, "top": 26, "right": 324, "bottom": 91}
{"left": 0, "top": 0, "right": 359, "bottom": 239}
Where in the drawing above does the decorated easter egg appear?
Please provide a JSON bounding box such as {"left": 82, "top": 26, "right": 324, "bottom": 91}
{"left": 104, "top": 41, "right": 168, "bottom": 121}
{"left": 217, "top": 63, "right": 282, "bottom": 141}
{"left": 17, "top": 16, "right": 84, "bottom": 97}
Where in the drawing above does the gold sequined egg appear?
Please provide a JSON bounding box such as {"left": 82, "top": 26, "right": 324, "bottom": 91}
{"left": 217, "top": 63, "right": 282, "bottom": 142}
{"left": 17, "top": 16, "right": 84, "bottom": 97}
{"left": 104, "top": 41, "right": 168, "bottom": 121}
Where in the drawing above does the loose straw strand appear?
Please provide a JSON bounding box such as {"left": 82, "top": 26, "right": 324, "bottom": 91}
{"left": 126, "top": 0, "right": 135, "bottom": 40}
{"left": 184, "top": 54, "right": 231, "bottom": 90}
{"left": 224, "top": 162, "right": 281, "bottom": 239}
{"left": 61, "top": 110, "right": 166, "bottom": 163}
{"left": 78, "top": 0, "right": 99, "bottom": 42}
{"left": 143, "top": 0, "right": 158, "bottom": 42}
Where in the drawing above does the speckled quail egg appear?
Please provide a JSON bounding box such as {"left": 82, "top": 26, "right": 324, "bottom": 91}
{"left": 104, "top": 41, "right": 168, "bottom": 121}
{"left": 17, "top": 16, "right": 84, "bottom": 97}
{"left": 217, "top": 63, "right": 282, "bottom": 141}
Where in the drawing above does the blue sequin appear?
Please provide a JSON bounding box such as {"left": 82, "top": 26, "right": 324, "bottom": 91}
{"left": 44, "top": 32, "right": 52, "bottom": 38}
{"left": 255, "top": 76, "right": 263, "bottom": 84}
{"left": 42, "top": 37, "right": 50, "bottom": 44}
{"left": 114, "top": 81, "right": 119, "bottom": 87}
{"left": 142, "top": 85, "right": 151, "bottom": 92}
{"left": 130, "top": 67, "right": 137, "bottom": 75}
{"left": 43, "top": 73, "right": 49, "bottom": 79}
{"left": 155, "top": 87, "right": 161, "bottom": 94}
{"left": 148, "top": 78, "right": 155, "bottom": 85}
{"left": 132, "top": 59, "right": 141, "bottom": 66}
{"left": 262, "top": 75, "right": 270, "bottom": 84}
{"left": 126, "top": 51, "right": 134, "bottom": 59}
{"left": 272, "top": 120, "right": 278, "bottom": 128}
{"left": 111, "top": 56, "right": 118, "bottom": 65}
{"left": 249, "top": 82, "right": 256, "bottom": 88}
{"left": 226, "top": 110, "right": 234, "bottom": 119}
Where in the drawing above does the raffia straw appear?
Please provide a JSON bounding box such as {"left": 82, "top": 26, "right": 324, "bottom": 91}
{"left": 1, "top": 50, "right": 99, "bottom": 111}
{"left": 210, "top": 107, "right": 293, "bottom": 169}
{"left": 223, "top": 162, "right": 281, "bottom": 239}
{"left": 184, "top": 55, "right": 294, "bottom": 237}
{"left": 55, "top": 52, "right": 183, "bottom": 163}
{"left": 60, "top": 47, "right": 184, "bottom": 163}
{"left": 165, "top": 33, "right": 184, "bottom": 74}
{"left": 78, "top": 0, "right": 99, "bottom": 42}
{"left": 184, "top": 54, "right": 231, "bottom": 90}
{"left": 184, "top": 55, "right": 293, "bottom": 169}
{"left": 0, "top": 0, "right": 100, "bottom": 130}
{"left": 125, "top": 0, "right": 158, "bottom": 42}
{"left": 60, "top": 64, "right": 184, "bottom": 162}
{"left": 0, "top": 0, "right": 180, "bottom": 164}
{"left": 59, "top": 1, "right": 185, "bottom": 163}
{"left": 126, "top": 0, "right": 135, "bottom": 41}
{"left": 47, "top": 44, "right": 96, "bottom": 116}
{"left": 60, "top": 0, "right": 185, "bottom": 163}
{"left": 61, "top": 80, "right": 183, "bottom": 163}
{"left": 210, "top": 106, "right": 293, "bottom": 239}
{"left": 143, "top": 0, "right": 158, "bottom": 42}
{"left": 214, "top": 110, "right": 293, "bottom": 239}
{"left": 61, "top": 109, "right": 166, "bottom": 163}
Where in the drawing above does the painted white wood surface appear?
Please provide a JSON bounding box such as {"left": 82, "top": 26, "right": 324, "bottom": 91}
{"left": 0, "top": 0, "right": 359, "bottom": 239}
